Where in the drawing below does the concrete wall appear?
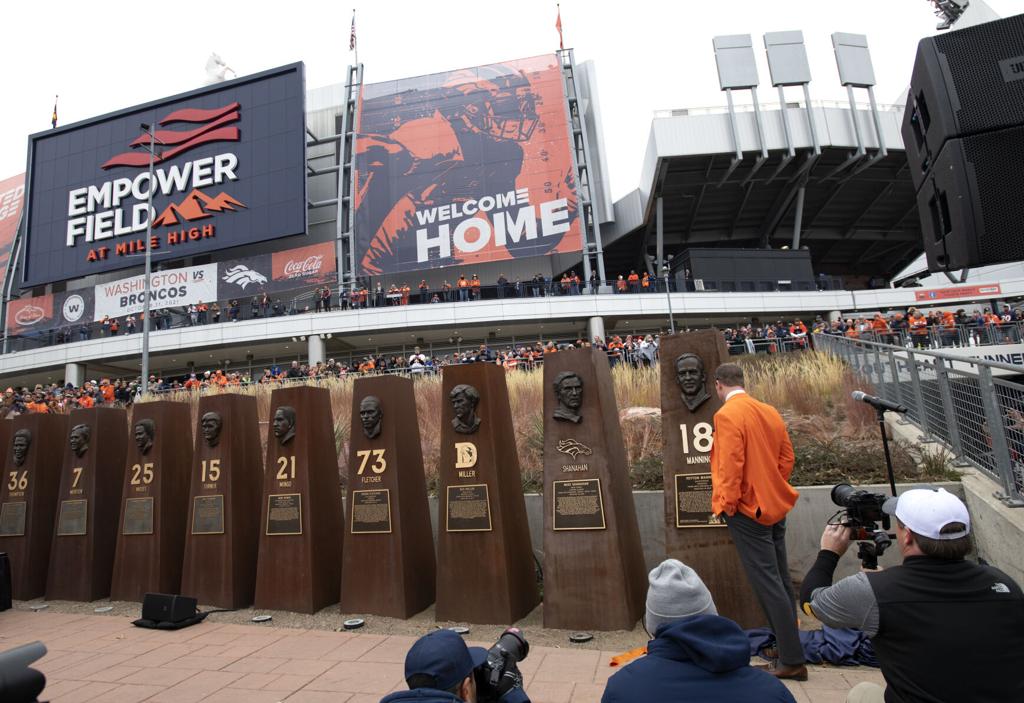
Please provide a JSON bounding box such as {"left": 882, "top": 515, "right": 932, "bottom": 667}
{"left": 960, "top": 469, "right": 1024, "bottom": 588}
{"left": 422, "top": 481, "right": 968, "bottom": 584}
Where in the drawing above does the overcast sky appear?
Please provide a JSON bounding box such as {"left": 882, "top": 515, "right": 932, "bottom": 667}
{"left": 0, "top": 0, "right": 1017, "bottom": 200}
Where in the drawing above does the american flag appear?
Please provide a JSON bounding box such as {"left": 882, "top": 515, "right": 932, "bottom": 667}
{"left": 350, "top": 11, "right": 357, "bottom": 51}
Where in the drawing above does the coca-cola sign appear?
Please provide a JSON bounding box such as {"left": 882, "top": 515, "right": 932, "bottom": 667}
{"left": 282, "top": 254, "right": 324, "bottom": 278}
{"left": 271, "top": 242, "right": 334, "bottom": 283}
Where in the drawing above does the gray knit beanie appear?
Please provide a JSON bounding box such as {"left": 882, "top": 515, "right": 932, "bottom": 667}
{"left": 644, "top": 559, "right": 717, "bottom": 635}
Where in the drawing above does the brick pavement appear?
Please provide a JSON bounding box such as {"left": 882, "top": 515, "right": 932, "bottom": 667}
{"left": 0, "top": 610, "right": 884, "bottom": 702}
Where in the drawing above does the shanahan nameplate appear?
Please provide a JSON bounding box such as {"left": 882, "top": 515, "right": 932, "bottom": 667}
{"left": 552, "top": 478, "right": 606, "bottom": 531}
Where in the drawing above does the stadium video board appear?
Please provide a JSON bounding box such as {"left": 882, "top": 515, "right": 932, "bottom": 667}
{"left": 352, "top": 54, "right": 581, "bottom": 276}
{"left": 21, "top": 63, "right": 307, "bottom": 287}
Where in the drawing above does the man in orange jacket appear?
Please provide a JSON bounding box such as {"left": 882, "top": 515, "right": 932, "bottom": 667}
{"left": 710, "top": 363, "right": 805, "bottom": 681}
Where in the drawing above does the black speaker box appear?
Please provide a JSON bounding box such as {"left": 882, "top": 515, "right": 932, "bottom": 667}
{"left": 903, "top": 14, "right": 1024, "bottom": 191}
{"left": 916, "top": 125, "right": 1024, "bottom": 271}
{"left": 141, "top": 593, "right": 197, "bottom": 623}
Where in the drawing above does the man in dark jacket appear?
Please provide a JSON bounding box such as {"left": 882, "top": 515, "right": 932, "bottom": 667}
{"left": 602, "top": 559, "right": 795, "bottom": 703}
{"left": 801, "top": 487, "right": 1024, "bottom": 702}
{"left": 382, "top": 629, "right": 528, "bottom": 703}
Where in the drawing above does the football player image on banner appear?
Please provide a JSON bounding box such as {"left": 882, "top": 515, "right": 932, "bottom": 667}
{"left": 352, "top": 54, "right": 581, "bottom": 276}
{"left": 0, "top": 173, "right": 25, "bottom": 286}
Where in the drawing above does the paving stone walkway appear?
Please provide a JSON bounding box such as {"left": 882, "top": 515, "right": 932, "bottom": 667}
{"left": 0, "top": 610, "right": 884, "bottom": 702}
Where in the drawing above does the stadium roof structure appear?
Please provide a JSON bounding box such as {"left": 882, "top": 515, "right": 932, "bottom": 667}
{"left": 600, "top": 100, "right": 922, "bottom": 283}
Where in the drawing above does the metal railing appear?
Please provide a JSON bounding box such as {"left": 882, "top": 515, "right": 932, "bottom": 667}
{"left": 844, "top": 322, "right": 1024, "bottom": 350}
{"left": 815, "top": 333, "right": 1024, "bottom": 507}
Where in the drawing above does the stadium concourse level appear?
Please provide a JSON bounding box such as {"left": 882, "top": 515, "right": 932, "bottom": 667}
{"left": 8, "top": 302, "right": 1021, "bottom": 415}
{"left": 819, "top": 305, "right": 1024, "bottom": 348}
{"left": 6, "top": 269, "right": 717, "bottom": 353}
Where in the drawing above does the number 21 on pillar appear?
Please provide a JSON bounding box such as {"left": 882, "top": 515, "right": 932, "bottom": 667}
{"left": 276, "top": 456, "right": 296, "bottom": 486}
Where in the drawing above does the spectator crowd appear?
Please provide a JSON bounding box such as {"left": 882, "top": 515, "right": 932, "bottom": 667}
{"left": 29, "top": 269, "right": 691, "bottom": 350}
{"left": 7, "top": 303, "right": 1020, "bottom": 417}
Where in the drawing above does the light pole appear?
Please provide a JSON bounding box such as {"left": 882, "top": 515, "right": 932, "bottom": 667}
{"left": 139, "top": 123, "right": 163, "bottom": 395}
{"left": 663, "top": 264, "right": 675, "bottom": 334}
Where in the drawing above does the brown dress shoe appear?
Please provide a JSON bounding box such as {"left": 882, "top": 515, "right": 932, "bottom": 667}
{"left": 755, "top": 662, "right": 809, "bottom": 681}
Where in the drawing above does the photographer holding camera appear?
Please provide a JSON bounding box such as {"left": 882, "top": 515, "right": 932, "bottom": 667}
{"left": 801, "top": 487, "right": 1024, "bottom": 702}
{"left": 382, "top": 628, "right": 529, "bottom": 703}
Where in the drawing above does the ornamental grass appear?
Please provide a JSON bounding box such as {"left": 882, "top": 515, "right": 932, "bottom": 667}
{"left": 150, "top": 351, "right": 957, "bottom": 491}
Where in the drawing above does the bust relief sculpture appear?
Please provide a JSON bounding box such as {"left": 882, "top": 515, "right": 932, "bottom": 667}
{"left": 201, "top": 411, "right": 223, "bottom": 448}
{"left": 273, "top": 406, "right": 297, "bottom": 446}
{"left": 552, "top": 371, "right": 584, "bottom": 424}
{"left": 359, "top": 396, "right": 383, "bottom": 439}
{"left": 69, "top": 424, "right": 91, "bottom": 458}
{"left": 134, "top": 420, "right": 155, "bottom": 455}
{"left": 449, "top": 384, "right": 482, "bottom": 435}
{"left": 12, "top": 428, "right": 32, "bottom": 467}
{"left": 674, "top": 353, "right": 711, "bottom": 412}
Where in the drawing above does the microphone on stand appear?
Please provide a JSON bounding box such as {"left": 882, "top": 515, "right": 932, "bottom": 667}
{"left": 852, "top": 390, "right": 908, "bottom": 414}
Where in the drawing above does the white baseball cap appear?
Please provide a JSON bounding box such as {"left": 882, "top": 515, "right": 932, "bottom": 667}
{"left": 882, "top": 487, "right": 970, "bottom": 540}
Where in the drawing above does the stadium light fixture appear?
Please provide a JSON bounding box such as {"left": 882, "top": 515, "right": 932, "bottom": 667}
{"left": 662, "top": 264, "right": 676, "bottom": 335}
{"left": 929, "top": 0, "right": 970, "bottom": 30}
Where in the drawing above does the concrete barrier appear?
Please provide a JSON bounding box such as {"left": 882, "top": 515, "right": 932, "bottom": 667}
{"left": 421, "top": 481, "right": 979, "bottom": 585}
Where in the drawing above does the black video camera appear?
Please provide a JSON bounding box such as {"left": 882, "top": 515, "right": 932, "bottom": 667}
{"left": 475, "top": 628, "right": 529, "bottom": 703}
{"left": 830, "top": 484, "right": 895, "bottom": 570}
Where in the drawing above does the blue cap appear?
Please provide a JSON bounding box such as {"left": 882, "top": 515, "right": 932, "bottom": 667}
{"left": 404, "top": 630, "right": 488, "bottom": 691}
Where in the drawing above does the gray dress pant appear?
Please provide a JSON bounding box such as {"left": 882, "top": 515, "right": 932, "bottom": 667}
{"left": 725, "top": 512, "right": 805, "bottom": 666}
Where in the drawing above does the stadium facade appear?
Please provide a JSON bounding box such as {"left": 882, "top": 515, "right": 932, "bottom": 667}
{"left": 1, "top": 18, "right": 1021, "bottom": 387}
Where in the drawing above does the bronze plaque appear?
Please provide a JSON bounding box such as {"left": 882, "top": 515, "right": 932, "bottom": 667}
{"left": 445, "top": 484, "right": 492, "bottom": 532}
{"left": 674, "top": 473, "right": 726, "bottom": 528}
{"left": 0, "top": 501, "right": 26, "bottom": 536}
{"left": 350, "top": 489, "right": 392, "bottom": 534}
{"left": 191, "top": 494, "right": 225, "bottom": 535}
{"left": 57, "top": 499, "right": 88, "bottom": 536}
{"left": 552, "top": 478, "right": 606, "bottom": 531}
{"left": 123, "top": 497, "right": 154, "bottom": 535}
{"left": 266, "top": 493, "right": 302, "bottom": 535}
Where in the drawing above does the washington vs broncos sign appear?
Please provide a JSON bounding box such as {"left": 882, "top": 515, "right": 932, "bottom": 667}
{"left": 21, "top": 63, "right": 307, "bottom": 287}
{"left": 352, "top": 55, "right": 581, "bottom": 275}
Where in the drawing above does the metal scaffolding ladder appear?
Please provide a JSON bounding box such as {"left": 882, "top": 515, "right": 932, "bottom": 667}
{"left": 558, "top": 49, "right": 606, "bottom": 285}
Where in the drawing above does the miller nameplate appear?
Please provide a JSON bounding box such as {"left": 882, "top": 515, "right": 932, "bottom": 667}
{"left": 191, "top": 494, "right": 225, "bottom": 535}
{"left": 445, "top": 483, "right": 492, "bottom": 532}
{"left": 675, "top": 473, "right": 725, "bottom": 528}
{"left": 552, "top": 478, "right": 606, "bottom": 531}
{"left": 57, "top": 499, "right": 88, "bottom": 536}
{"left": 266, "top": 493, "right": 302, "bottom": 535}
{"left": 123, "top": 497, "right": 154, "bottom": 535}
{"left": 350, "top": 489, "right": 392, "bottom": 534}
{"left": 0, "top": 501, "right": 26, "bottom": 536}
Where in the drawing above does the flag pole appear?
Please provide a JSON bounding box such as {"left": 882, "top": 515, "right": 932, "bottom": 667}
{"left": 352, "top": 8, "right": 358, "bottom": 67}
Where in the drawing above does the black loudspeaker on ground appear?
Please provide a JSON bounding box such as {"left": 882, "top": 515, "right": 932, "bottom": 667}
{"left": 141, "top": 593, "right": 198, "bottom": 623}
{"left": 902, "top": 14, "right": 1024, "bottom": 272}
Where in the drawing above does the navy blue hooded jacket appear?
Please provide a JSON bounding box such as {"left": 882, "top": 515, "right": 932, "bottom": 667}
{"left": 382, "top": 685, "right": 530, "bottom": 703}
{"left": 601, "top": 615, "right": 796, "bottom": 703}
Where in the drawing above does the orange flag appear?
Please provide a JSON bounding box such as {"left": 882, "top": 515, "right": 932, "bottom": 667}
{"left": 556, "top": 4, "right": 564, "bottom": 50}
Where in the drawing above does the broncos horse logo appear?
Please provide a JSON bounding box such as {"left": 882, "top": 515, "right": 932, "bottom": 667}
{"left": 222, "top": 265, "right": 268, "bottom": 289}
{"left": 556, "top": 438, "right": 593, "bottom": 460}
